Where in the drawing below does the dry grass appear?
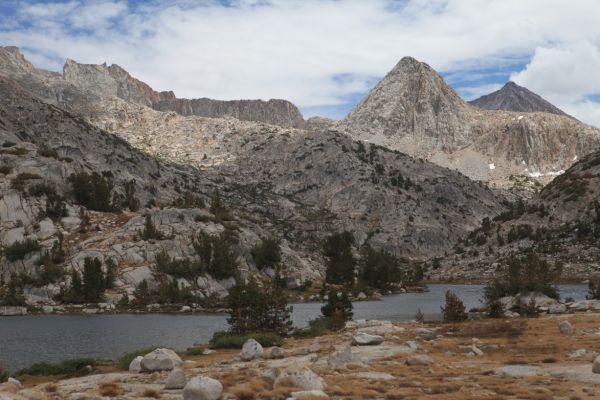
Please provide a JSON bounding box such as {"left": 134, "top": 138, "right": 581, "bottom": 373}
{"left": 44, "top": 383, "right": 58, "bottom": 393}
{"left": 98, "top": 381, "right": 122, "bottom": 397}
{"left": 141, "top": 388, "right": 161, "bottom": 398}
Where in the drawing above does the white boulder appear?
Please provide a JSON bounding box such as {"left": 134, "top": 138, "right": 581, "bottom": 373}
{"left": 183, "top": 376, "right": 223, "bottom": 400}
{"left": 274, "top": 366, "right": 325, "bottom": 391}
{"left": 165, "top": 368, "right": 187, "bottom": 389}
{"left": 140, "top": 348, "right": 182, "bottom": 372}
{"left": 352, "top": 332, "right": 384, "bottom": 346}
{"left": 240, "top": 338, "right": 264, "bottom": 361}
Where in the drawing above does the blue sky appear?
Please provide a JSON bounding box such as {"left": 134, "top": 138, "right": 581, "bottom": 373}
{"left": 1, "top": 0, "right": 600, "bottom": 125}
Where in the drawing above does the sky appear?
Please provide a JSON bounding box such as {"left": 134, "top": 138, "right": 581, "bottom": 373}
{"left": 0, "top": 0, "right": 600, "bottom": 126}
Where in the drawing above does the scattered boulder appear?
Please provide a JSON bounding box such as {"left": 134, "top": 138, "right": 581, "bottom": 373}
{"left": 274, "top": 366, "right": 325, "bottom": 391}
{"left": 240, "top": 338, "right": 264, "bottom": 361}
{"left": 406, "top": 355, "right": 434, "bottom": 366}
{"left": 548, "top": 303, "right": 567, "bottom": 314}
{"left": 470, "top": 345, "right": 484, "bottom": 356}
{"left": 129, "top": 356, "right": 143, "bottom": 373}
{"left": 265, "top": 346, "right": 285, "bottom": 359}
{"left": 593, "top": 355, "right": 600, "bottom": 374}
{"left": 568, "top": 349, "right": 588, "bottom": 359}
{"left": 165, "top": 368, "right": 186, "bottom": 390}
{"left": 0, "top": 306, "right": 27, "bottom": 316}
{"left": 289, "top": 390, "right": 329, "bottom": 399}
{"left": 183, "top": 376, "right": 223, "bottom": 400}
{"left": 352, "top": 332, "right": 384, "bottom": 346}
{"left": 559, "top": 321, "right": 574, "bottom": 335}
{"left": 327, "top": 345, "right": 352, "bottom": 366}
{"left": 141, "top": 348, "right": 182, "bottom": 372}
{"left": 7, "top": 378, "right": 21, "bottom": 390}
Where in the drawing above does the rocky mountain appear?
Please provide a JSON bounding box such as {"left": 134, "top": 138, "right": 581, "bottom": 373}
{"left": 0, "top": 46, "right": 304, "bottom": 128}
{"left": 0, "top": 48, "right": 513, "bottom": 306}
{"left": 434, "top": 149, "right": 600, "bottom": 281}
{"left": 338, "top": 57, "right": 600, "bottom": 186}
{"left": 470, "top": 81, "right": 570, "bottom": 117}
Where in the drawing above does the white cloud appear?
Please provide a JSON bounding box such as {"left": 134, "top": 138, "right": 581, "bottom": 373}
{"left": 0, "top": 0, "right": 599, "bottom": 125}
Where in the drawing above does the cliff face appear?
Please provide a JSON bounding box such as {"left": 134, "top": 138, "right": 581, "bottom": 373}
{"left": 0, "top": 46, "right": 304, "bottom": 128}
{"left": 470, "top": 81, "right": 571, "bottom": 117}
{"left": 153, "top": 97, "right": 304, "bottom": 128}
{"left": 338, "top": 57, "right": 600, "bottom": 185}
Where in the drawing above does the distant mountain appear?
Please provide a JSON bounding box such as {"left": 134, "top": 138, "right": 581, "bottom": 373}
{"left": 469, "top": 81, "right": 571, "bottom": 117}
{"left": 0, "top": 46, "right": 304, "bottom": 128}
{"left": 338, "top": 57, "right": 600, "bottom": 186}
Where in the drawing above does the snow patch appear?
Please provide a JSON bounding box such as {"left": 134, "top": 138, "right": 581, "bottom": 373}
{"left": 488, "top": 163, "right": 496, "bottom": 170}
{"left": 573, "top": 155, "right": 578, "bottom": 162}
{"left": 517, "top": 115, "right": 524, "bottom": 120}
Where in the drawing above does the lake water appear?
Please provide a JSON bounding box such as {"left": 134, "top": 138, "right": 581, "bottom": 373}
{"left": 0, "top": 284, "right": 588, "bottom": 372}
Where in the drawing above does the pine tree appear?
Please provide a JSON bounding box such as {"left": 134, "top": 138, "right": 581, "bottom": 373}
{"left": 133, "top": 279, "right": 151, "bottom": 306}
{"left": 251, "top": 237, "right": 282, "bottom": 270}
{"left": 324, "top": 232, "right": 355, "bottom": 287}
{"left": 441, "top": 290, "right": 468, "bottom": 322}
{"left": 82, "top": 257, "right": 105, "bottom": 302}
{"left": 321, "top": 288, "right": 353, "bottom": 330}
{"left": 105, "top": 258, "right": 117, "bottom": 289}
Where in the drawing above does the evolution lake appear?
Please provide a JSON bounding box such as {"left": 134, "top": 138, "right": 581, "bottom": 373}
{"left": 0, "top": 284, "right": 588, "bottom": 372}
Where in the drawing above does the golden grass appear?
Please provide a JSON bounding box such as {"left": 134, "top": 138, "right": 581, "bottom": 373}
{"left": 98, "top": 381, "right": 122, "bottom": 397}
{"left": 141, "top": 388, "right": 161, "bottom": 398}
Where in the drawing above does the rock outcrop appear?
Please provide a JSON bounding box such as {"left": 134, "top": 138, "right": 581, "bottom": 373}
{"left": 154, "top": 97, "right": 304, "bottom": 128}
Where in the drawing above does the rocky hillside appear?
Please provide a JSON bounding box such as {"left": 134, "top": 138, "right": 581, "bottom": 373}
{"left": 0, "top": 46, "right": 304, "bottom": 128}
{"left": 338, "top": 57, "right": 600, "bottom": 185}
{"left": 0, "top": 75, "right": 325, "bottom": 306}
{"left": 470, "top": 81, "right": 571, "bottom": 117}
{"left": 434, "top": 149, "right": 600, "bottom": 281}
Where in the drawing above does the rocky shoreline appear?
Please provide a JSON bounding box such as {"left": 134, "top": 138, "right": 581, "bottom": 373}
{"left": 2, "top": 312, "right": 600, "bottom": 399}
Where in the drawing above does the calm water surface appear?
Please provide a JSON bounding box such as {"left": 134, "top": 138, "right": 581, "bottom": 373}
{"left": 0, "top": 284, "right": 587, "bottom": 372}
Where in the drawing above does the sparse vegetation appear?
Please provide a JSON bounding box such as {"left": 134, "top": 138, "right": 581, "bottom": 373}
{"left": 251, "top": 237, "right": 281, "bottom": 270}
{"left": 226, "top": 278, "right": 292, "bottom": 335}
{"left": 209, "top": 331, "right": 283, "bottom": 349}
{"left": 5, "top": 238, "right": 41, "bottom": 261}
{"left": 441, "top": 290, "right": 468, "bottom": 322}
{"left": 68, "top": 171, "right": 118, "bottom": 212}
{"left": 324, "top": 231, "right": 355, "bottom": 287}
{"left": 16, "top": 358, "right": 95, "bottom": 377}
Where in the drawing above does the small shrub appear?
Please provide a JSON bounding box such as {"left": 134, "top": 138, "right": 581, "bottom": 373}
{"left": 99, "top": 382, "right": 122, "bottom": 397}
{"left": 321, "top": 288, "right": 353, "bottom": 330}
{"left": 16, "top": 358, "right": 95, "bottom": 376}
{"left": 2, "top": 140, "right": 15, "bottom": 147}
{"left": 5, "top": 238, "right": 41, "bottom": 261}
{"left": 141, "top": 388, "right": 161, "bottom": 399}
{"left": 441, "top": 290, "right": 468, "bottom": 322}
{"left": 414, "top": 308, "right": 424, "bottom": 323}
{"left": 138, "top": 214, "right": 164, "bottom": 240}
{"left": 38, "top": 144, "right": 58, "bottom": 159}
{"left": 251, "top": 237, "right": 281, "bottom": 270}
{"left": 587, "top": 276, "right": 600, "bottom": 300}
{"left": 11, "top": 172, "right": 42, "bottom": 191}
{"left": 0, "top": 164, "right": 12, "bottom": 175}
{"left": 209, "top": 331, "right": 283, "bottom": 349}
{"left": 185, "top": 345, "right": 206, "bottom": 356}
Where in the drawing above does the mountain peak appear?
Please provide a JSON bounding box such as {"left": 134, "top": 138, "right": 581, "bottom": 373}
{"left": 469, "top": 81, "right": 571, "bottom": 117}
{"left": 340, "top": 56, "right": 470, "bottom": 151}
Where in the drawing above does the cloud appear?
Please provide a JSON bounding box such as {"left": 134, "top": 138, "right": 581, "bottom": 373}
{"left": 511, "top": 41, "right": 600, "bottom": 124}
{"left": 0, "top": 0, "right": 599, "bottom": 125}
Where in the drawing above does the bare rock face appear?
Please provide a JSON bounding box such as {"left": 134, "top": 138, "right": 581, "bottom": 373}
{"left": 0, "top": 46, "right": 303, "bottom": 128}
{"left": 154, "top": 97, "right": 304, "bottom": 128}
{"left": 340, "top": 56, "right": 472, "bottom": 153}
{"left": 339, "top": 57, "right": 600, "bottom": 186}
{"left": 470, "top": 82, "right": 570, "bottom": 117}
